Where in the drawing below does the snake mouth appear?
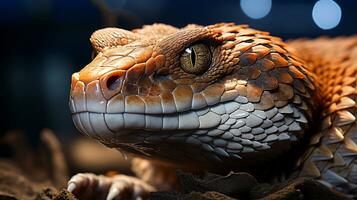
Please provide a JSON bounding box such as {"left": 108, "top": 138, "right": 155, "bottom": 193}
{"left": 70, "top": 109, "right": 206, "bottom": 163}
{"left": 69, "top": 80, "right": 211, "bottom": 150}
{"left": 69, "top": 76, "right": 223, "bottom": 139}
{"left": 69, "top": 98, "right": 215, "bottom": 140}
{"left": 69, "top": 70, "right": 307, "bottom": 166}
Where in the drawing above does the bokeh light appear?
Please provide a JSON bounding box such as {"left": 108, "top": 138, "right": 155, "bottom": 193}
{"left": 240, "top": 0, "right": 272, "bottom": 19}
{"left": 312, "top": 0, "right": 342, "bottom": 30}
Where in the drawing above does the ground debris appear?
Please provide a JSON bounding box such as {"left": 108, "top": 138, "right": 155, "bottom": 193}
{"left": 0, "top": 129, "right": 72, "bottom": 200}
{"left": 150, "top": 171, "right": 351, "bottom": 200}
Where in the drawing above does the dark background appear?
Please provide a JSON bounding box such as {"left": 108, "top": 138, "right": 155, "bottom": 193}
{"left": 1, "top": 0, "right": 356, "bottom": 143}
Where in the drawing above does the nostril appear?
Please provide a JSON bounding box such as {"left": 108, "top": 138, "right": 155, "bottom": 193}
{"left": 106, "top": 75, "right": 122, "bottom": 90}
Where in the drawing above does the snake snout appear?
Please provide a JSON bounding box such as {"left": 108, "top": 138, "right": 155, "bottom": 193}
{"left": 69, "top": 69, "right": 125, "bottom": 140}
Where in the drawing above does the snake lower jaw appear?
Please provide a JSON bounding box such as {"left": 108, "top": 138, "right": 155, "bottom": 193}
{"left": 70, "top": 111, "right": 207, "bottom": 164}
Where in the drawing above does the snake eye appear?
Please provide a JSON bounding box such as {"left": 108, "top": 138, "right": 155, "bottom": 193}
{"left": 180, "top": 43, "right": 211, "bottom": 74}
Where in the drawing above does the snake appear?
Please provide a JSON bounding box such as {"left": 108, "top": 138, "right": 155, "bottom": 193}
{"left": 69, "top": 23, "right": 357, "bottom": 198}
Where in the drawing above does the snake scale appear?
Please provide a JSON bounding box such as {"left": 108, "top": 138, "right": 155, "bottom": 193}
{"left": 68, "top": 23, "right": 357, "bottom": 199}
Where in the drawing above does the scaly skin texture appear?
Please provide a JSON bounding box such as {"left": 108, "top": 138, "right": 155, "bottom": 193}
{"left": 68, "top": 23, "right": 357, "bottom": 199}
{"left": 288, "top": 37, "right": 357, "bottom": 195}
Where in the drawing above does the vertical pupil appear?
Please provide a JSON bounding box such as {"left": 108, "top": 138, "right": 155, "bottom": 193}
{"left": 190, "top": 47, "right": 196, "bottom": 67}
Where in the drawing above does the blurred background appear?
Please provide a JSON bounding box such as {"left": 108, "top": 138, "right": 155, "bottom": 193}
{"left": 0, "top": 0, "right": 356, "bottom": 144}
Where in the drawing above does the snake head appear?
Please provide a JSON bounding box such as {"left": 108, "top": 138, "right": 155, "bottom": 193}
{"left": 69, "top": 23, "right": 317, "bottom": 171}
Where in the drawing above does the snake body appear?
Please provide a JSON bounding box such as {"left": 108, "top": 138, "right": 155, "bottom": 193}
{"left": 69, "top": 23, "right": 357, "bottom": 196}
